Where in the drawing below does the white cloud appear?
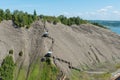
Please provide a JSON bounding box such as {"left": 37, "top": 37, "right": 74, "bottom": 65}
{"left": 106, "top": 6, "right": 113, "bottom": 9}
{"left": 98, "top": 9, "right": 107, "bottom": 13}
{"left": 97, "top": 6, "right": 113, "bottom": 13}
{"left": 113, "top": 11, "right": 119, "bottom": 13}
{"left": 63, "top": 12, "right": 69, "bottom": 15}
{"left": 79, "top": 6, "right": 120, "bottom": 20}
{"left": 113, "top": 11, "right": 120, "bottom": 15}
{"left": 59, "top": 6, "right": 120, "bottom": 20}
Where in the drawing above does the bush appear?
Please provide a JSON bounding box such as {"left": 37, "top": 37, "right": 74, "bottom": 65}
{"left": 26, "top": 25, "right": 30, "bottom": 29}
{"left": 19, "top": 51, "right": 23, "bottom": 56}
{"left": 9, "top": 49, "right": 13, "bottom": 54}
{"left": 53, "top": 20, "right": 57, "bottom": 25}
{"left": 46, "top": 58, "right": 51, "bottom": 65}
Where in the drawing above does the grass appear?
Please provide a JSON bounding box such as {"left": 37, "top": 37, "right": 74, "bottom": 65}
{"left": 27, "top": 58, "right": 59, "bottom": 80}
{"left": 91, "top": 72, "right": 111, "bottom": 80}
{"left": 28, "top": 61, "right": 40, "bottom": 80}
{"left": 115, "top": 63, "right": 120, "bottom": 69}
{"left": 17, "top": 68, "right": 26, "bottom": 80}
{"left": 71, "top": 69, "right": 111, "bottom": 80}
{"left": 13, "top": 58, "right": 59, "bottom": 80}
{"left": 38, "top": 62, "right": 59, "bottom": 80}
{"left": 71, "top": 70, "right": 90, "bottom": 80}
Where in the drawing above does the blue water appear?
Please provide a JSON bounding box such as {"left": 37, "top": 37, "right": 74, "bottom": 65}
{"left": 107, "top": 26, "right": 120, "bottom": 34}
{"left": 89, "top": 20, "right": 120, "bottom": 35}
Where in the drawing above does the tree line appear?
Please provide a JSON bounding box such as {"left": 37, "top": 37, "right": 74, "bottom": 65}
{"left": 1, "top": 9, "right": 106, "bottom": 29}
{"left": 40, "top": 15, "right": 88, "bottom": 26}
{"left": 0, "top": 9, "right": 88, "bottom": 28}
{"left": 0, "top": 9, "right": 37, "bottom": 28}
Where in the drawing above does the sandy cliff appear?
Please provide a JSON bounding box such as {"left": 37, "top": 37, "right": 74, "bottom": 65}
{"left": 0, "top": 20, "right": 120, "bottom": 78}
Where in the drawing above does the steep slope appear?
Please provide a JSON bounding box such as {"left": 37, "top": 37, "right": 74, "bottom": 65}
{"left": 0, "top": 20, "right": 46, "bottom": 80}
{"left": 0, "top": 20, "right": 44, "bottom": 63}
{"left": 45, "top": 22, "right": 120, "bottom": 73}
{"left": 0, "top": 20, "right": 120, "bottom": 79}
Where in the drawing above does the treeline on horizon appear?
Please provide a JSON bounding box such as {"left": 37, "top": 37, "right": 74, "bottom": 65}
{"left": 40, "top": 15, "right": 88, "bottom": 25}
{"left": 0, "top": 9, "right": 106, "bottom": 29}
{"left": 0, "top": 9, "right": 87, "bottom": 27}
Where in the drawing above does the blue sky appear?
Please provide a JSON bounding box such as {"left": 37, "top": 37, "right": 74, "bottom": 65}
{"left": 0, "top": 0, "right": 120, "bottom": 20}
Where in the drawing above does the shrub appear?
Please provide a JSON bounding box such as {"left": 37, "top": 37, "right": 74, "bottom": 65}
{"left": 53, "top": 20, "right": 57, "bottom": 25}
{"left": 46, "top": 58, "right": 51, "bottom": 65}
{"left": 9, "top": 49, "right": 13, "bottom": 54}
{"left": 19, "top": 51, "right": 23, "bottom": 56}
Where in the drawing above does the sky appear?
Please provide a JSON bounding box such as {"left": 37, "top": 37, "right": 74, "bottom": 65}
{"left": 0, "top": 0, "right": 120, "bottom": 20}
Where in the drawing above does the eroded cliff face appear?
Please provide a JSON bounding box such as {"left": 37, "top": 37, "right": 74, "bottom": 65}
{"left": 0, "top": 20, "right": 45, "bottom": 79}
{"left": 0, "top": 20, "right": 120, "bottom": 79}
{"left": 45, "top": 22, "right": 120, "bottom": 73}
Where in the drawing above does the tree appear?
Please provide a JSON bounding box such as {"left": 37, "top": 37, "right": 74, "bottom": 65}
{"left": 5, "top": 9, "right": 12, "bottom": 20}
{"left": 0, "top": 56, "right": 15, "bottom": 80}
{"left": 67, "top": 19, "right": 72, "bottom": 26}
{"left": 75, "top": 16, "right": 80, "bottom": 25}
{"left": 33, "top": 10, "right": 37, "bottom": 20}
{"left": 0, "top": 9, "right": 5, "bottom": 21}
{"left": 34, "top": 10, "right": 37, "bottom": 16}
{"left": 58, "top": 15, "right": 68, "bottom": 25}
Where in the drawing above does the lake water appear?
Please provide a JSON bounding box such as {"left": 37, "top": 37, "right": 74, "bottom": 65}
{"left": 89, "top": 20, "right": 120, "bottom": 35}
{"left": 107, "top": 26, "right": 120, "bottom": 34}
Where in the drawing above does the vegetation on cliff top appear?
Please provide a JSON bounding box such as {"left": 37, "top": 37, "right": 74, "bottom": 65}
{"left": 40, "top": 15, "right": 88, "bottom": 25}
{"left": 0, "top": 9, "right": 38, "bottom": 28}
{"left": 0, "top": 9, "right": 88, "bottom": 28}
{"left": 0, "top": 8, "right": 106, "bottom": 29}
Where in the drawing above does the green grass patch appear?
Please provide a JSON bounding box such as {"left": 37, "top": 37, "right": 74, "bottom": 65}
{"left": 91, "top": 72, "right": 111, "bottom": 80}
{"left": 115, "top": 63, "right": 120, "bottom": 69}
{"left": 38, "top": 62, "right": 59, "bottom": 80}
{"left": 17, "top": 68, "right": 26, "bottom": 80}
{"left": 71, "top": 70, "right": 90, "bottom": 80}
{"left": 71, "top": 69, "right": 111, "bottom": 80}
{"left": 28, "top": 62, "right": 40, "bottom": 80}
{"left": 27, "top": 58, "right": 59, "bottom": 80}
{"left": 13, "top": 58, "right": 59, "bottom": 80}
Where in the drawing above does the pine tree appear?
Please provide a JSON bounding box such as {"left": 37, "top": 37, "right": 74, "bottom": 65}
{"left": 0, "top": 56, "right": 15, "bottom": 80}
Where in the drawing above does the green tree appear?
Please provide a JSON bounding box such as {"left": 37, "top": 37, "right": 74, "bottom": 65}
{"left": 33, "top": 10, "right": 37, "bottom": 20}
{"left": 0, "top": 56, "right": 15, "bottom": 80}
{"left": 58, "top": 15, "right": 68, "bottom": 25}
{"left": 67, "top": 19, "right": 72, "bottom": 26}
{"left": 75, "top": 16, "right": 80, "bottom": 25}
{"left": 5, "top": 9, "right": 12, "bottom": 20}
{"left": 0, "top": 9, "right": 5, "bottom": 22}
{"left": 34, "top": 10, "right": 37, "bottom": 16}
